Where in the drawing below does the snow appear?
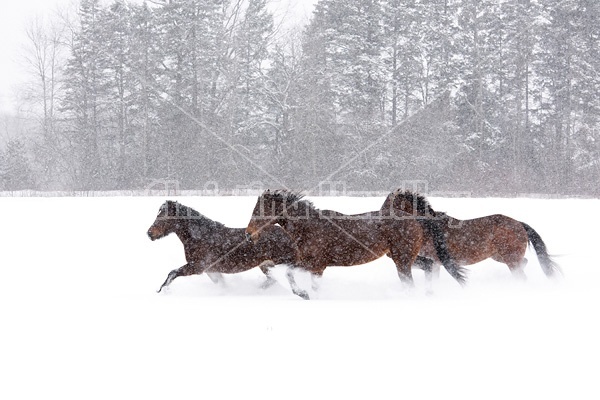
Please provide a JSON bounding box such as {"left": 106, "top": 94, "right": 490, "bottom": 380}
{"left": 0, "top": 195, "right": 598, "bottom": 399}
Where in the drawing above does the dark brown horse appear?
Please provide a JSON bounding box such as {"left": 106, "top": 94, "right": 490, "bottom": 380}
{"left": 245, "top": 190, "right": 467, "bottom": 299}
{"left": 381, "top": 190, "right": 561, "bottom": 279}
{"left": 147, "top": 200, "right": 298, "bottom": 293}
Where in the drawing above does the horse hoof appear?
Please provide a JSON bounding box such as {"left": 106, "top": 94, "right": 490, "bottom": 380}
{"left": 157, "top": 286, "right": 170, "bottom": 294}
{"left": 260, "top": 279, "right": 277, "bottom": 290}
{"left": 298, "top": 291, "right": 310, "bottom": 300}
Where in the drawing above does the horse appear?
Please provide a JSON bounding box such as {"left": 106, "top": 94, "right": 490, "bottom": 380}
{"left": 245, "top": 190, "right": 467, "bottom": 299}
{"left": 147, "top": 200, "right": 298, "bottom": 293}
{"left": 380, "top": 190, "right": 561, "bottom": 279}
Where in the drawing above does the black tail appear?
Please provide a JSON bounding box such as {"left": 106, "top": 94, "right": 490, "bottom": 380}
{"left": 420, "top": 218, "right": 468, "bottom": 286}
{"left": 521, "top": 223, "right": 561, "bottom": 277}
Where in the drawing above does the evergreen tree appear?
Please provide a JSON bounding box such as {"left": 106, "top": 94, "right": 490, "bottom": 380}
{"left": 155, "top": 0, "right": 224, "bottom": 188}
{"left": 0, "top": 140, "right": 36, "bottom": 191}
{"left": 450, "top": 0, "right": 514, "bottom": 192}
{"left": 103, "top": 0, "right": 136, "bottom": 189}
{"left": 62, "top": 0, "right": 109, "bottom": 190}
{"left": 128, "top": 0, "right": 163, "bottom": 184}
{"left": 262, "top": 39, "right": 301, "bottom": 183}
{"left": 568, "top": 0, "right": 600, "bottom": 192}
{"left": 227, "top": 0, "right": 276, "bottom": 184}
{"left": 535, "top": 0, "right": 579, "bottom": 192}
{"left": 10, "top": 0, "right": 600, "bottom": 195}
{"left": 382, "top": 0, "right": 423, "bottom": 124}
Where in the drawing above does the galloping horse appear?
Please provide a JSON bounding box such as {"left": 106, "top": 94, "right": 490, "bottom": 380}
{"left": 380, "top": 190, "right": 561, "bottom": 278}
{"left": 245, "top": 190, "right": 467, "bottom": 299}
{"left": 147, "top": 200, "right": 298, "bottom": 293}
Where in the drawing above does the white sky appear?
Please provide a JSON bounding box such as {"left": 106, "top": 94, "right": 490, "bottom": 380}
{"left": 0, "top": 0, "right": 315, "bottom": 114}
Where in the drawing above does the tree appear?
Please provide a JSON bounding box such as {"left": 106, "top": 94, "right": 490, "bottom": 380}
{"left": 62, "top": 0, "right": 109, "bottom": 190}
{"left": 382, "top": 0, "right": 423, "bottom": 124}
{"left": 128, "top": 1, "right": 164, "bottom": 184}
{"left": 226, "top": 0, "right": 276, "bottom": 183}
{"left": 154, "top": 0, "right": 225, "bottom": 188}
{"left": 0, "top": 139, "right": 36, "bottom": 191}
{"left": 23, "top": 14, "right": 66, "bottom": 189}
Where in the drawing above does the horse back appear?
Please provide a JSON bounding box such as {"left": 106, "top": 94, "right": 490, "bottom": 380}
{"left": 290, "top": 212, "right": 422, "bottom": 267}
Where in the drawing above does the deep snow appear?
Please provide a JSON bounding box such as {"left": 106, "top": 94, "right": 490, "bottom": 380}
{"left": 0, "top": 195, "right": 598, "bottom": 400}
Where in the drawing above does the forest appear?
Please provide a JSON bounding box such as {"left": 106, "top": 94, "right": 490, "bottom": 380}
{"left": 1, "top": 0, "right": 599, "bottom": 196}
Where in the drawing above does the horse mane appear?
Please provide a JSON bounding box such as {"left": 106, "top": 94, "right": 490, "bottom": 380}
{"left": 262, "top": 189, "right": 315, "bottom": 213}
{"left": 391, "top": 189, "right": 439, "bottom": 217}
{"left": 165, "top": 200, "right": 226, "bottom": 229}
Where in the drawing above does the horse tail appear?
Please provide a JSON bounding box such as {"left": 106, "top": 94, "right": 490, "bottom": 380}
{"left": 419, "top": 218, "right": 468, "bottom": 286}
{"left": 521, "top": 222, "right": 561, "bottom": 277}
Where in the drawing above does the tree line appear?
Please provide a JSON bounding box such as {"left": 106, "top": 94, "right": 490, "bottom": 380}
{"left": 5, "top": 0, "right": 600, "bottom": 195}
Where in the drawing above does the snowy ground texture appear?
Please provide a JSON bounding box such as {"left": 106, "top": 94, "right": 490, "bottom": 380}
{"left": 1, "top": 195, "right": 599, "bottom": 400}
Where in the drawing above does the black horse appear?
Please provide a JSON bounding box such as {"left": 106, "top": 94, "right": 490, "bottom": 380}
{"left": 147, "top": 200, "right": 298, "bottom": 293}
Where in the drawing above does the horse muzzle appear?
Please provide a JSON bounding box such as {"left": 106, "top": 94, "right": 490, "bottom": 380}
{"left": 147, "top": 227, "right": 159, "bottom": 241}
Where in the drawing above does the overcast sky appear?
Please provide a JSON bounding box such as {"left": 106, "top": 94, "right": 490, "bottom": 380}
{"left": 0, "top": 0, "right": 314, "bottom": 114}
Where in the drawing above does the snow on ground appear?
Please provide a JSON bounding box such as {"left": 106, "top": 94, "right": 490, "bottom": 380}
{"left": 0, "top": 195, "right": 598, "bottom": 400}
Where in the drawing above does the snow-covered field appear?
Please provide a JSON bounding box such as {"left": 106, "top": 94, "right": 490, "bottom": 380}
{"left": 1, "top": 195, "right": 598, "bottom": 400}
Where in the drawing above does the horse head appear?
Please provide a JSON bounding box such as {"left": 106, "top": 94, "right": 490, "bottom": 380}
{"left": 246, "top": 189, "right": 305, "bottom": 242}
{"left": 147, "top": 200, "right": 182, "bottom": 240}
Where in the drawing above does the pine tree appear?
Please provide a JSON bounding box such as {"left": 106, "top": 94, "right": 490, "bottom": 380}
{"left": 535, "top": 0, "right": 579, "bottom": 192}
{"left": 296, "top": 0, "right": 389, "bottom": 189}
{"left": 0, "top": 139, "right": 36, "bottom": 191}
{"left": 228, "top": 0, "right": 275, "bottom": 183}
{"left": 62, "top": 0, "right": 109, "bottom": 190}
{"left": 102, "top": 0, "right": 136, "bottom": 189}
{"left": 568, "top": 0, "right": 600, "bottom": 192}
{"left": 382, "top": 0, "right": 422, "bottom": 124}
{"left": 450, "top": 0, "right": 516, "bottom": 193}
{"left": 129, "top": 1, "right": 163, "bottom": 184}
{"left": 155, "top": 0, "right": 225, "bottom": 188}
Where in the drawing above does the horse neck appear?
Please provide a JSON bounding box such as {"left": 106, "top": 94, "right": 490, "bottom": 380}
{"left": 437, "top": 213, "right": 460, "bottom": 227}
{"left": 273, "top": 201, "right": 314, "bottom": 236}
{"left": 284, "top": 200, "right": 317, "bottom": 219}
{"left": 381, "top": 195, "right": 392, "bottom": 211}
{"left": 175, "top": 216, "right": 223, "bottom": 244}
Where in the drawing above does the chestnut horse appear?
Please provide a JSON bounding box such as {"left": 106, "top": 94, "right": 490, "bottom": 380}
{"left": 380, "top": 190, "right": 560, "bottom": 279}
{"left": 245, "top": 190, "right": 467, "bottom": 299}
{"left": 147, "top": 200, "right": 298, "bottom": 293}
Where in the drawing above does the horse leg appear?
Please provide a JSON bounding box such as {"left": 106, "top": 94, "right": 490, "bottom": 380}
{"left": 508, "top": 258, "right": 528, "bottom": 280}
{"left": 414, "top": 256, "right": 435, "bottom": 294}
{"left": 426, "top": 263, "right": 441, "bottom": 282}
{"left": 207, "top": 272, "right": 225, "bottom": 285}
{"left": 311, "top": 268, "right": 325, "bottom": 292}
{"left": 157, "top": 263, "right": 197, "bottom": 293}
{"left": 494, "top": 252, "right": 528, "bottom": 280}
{"left": 389, "top": 247, "right": 416, "bottom": 288}
{"left": 414, "top": 256, "right": 434, "bottom": 278}
{"left": 285, "top": 267, "right": 310, "bottom": 300}
{"left": 258, "top": 260, "right": 277, "bottom": 289}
